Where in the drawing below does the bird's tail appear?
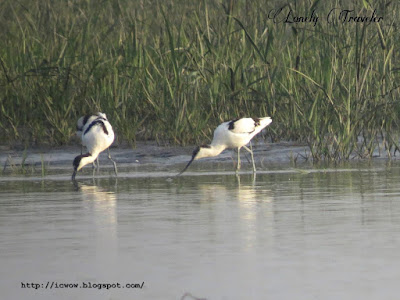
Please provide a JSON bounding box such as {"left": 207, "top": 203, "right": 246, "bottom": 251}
{"left": 258, "top": 117, "right": 272, "bottom": 129}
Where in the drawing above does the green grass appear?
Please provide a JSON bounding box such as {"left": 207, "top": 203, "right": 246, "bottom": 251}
{"left": 2, "top": 150, "right": 46, "bottom": 175}
{"left": 0, "top": 0, "right": 399, "bottom": 161}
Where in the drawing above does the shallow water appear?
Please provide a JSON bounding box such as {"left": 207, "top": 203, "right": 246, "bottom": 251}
{"left": 1, "top": 162, "right": 400, "bottom": 300}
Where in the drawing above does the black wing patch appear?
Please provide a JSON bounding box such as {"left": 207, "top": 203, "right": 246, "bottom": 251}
{"left": 77, "top": 115, "right": 92, "bottom": 131}
{"left": 228, "top": 118, "right": 259, "bottom": 133}
{"left": 84, "top": 120, "right": 109, "bottom": 135}
{"left": 253, "top": 117, "right": 260, "bottom": 127}
{"left": 228, "top": 118, "right": 239, "bottom": 130}
{"left": 96, "top": 116, "right": 107, "bottom": 122}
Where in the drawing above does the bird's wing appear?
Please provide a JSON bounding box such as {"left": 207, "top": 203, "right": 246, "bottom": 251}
{"left": 227, "top": 118, "right": 257, "bottom": 134}
{"left": 84, "top": 120, "right": 109, "bottom": 136}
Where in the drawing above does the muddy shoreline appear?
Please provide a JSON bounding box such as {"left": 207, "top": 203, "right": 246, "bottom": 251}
{"left": 0, "top": 141, "right": 309, "bottom": 170}
{"left": 1, "top": 140, "right": 396, "bottom": 179}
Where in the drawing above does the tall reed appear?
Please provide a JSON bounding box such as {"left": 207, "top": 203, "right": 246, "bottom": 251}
{"left": 0, "top": 0, "right": 399, "bottom": 160}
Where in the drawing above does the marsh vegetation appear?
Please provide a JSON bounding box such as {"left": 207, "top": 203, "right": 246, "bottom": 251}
{"left": 1, "top": 0, "right": 399, "bottom": 161}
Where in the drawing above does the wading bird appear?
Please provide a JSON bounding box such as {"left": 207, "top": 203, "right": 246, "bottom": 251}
{"left": 72, "top": 113, "right": 118, "bottom": 180}
{"left": 178, "top": 117, "right": 272, "bottom": 175}
{"left": 76, "top": 113, "right": 106, "bottom": 145}
{"left": 76, "top": 112, "right": 105, "bottom": 168}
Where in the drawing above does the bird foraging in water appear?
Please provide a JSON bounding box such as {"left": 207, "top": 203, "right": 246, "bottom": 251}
{"left": 178, "top": 117, "right": 272, "bottom": 175}
{"left": 76, "top": 112, "right": 106, "bottom": 168}
{"left": 72, "top": 113, "right": 118, "bottom": 180}
{"left": 76, "top": 112, "right": 107, "bottom": 143}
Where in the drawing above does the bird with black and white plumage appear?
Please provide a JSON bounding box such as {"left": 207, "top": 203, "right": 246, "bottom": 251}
{"left": 72, "top": 113, "right": 118, "bottom": 180}
{"left": 178, "top": 117, "right": 272, "bottom": 175}
{"left": 76, "top": 112, "right": 107, "bottom": 144}
{"left": 76, "top": 112, "right": 106, "bottom": 168}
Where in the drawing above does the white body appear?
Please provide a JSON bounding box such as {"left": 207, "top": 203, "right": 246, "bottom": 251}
{"left": 196, "top": 117, "right": 272, "bottom": 159}
{"left": 76, "top": 112, "right": 107, "bottom": 147}
{"left": 76, "top": 115, "right": 96, "bottom": 141}
{"left": 178, "top": 117, "right": 272, "bottom": 175}
{"left": 73, "top": 114, "right": 115, "bottom": 173}
{"left": 81, "top": 120, "right": 114, "bottom": 163}
{"left": 214, "top": 117, "right": 271, "bottom": 147}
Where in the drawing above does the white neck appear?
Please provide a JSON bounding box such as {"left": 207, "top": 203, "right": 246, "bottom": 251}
{"left": 195, "top": 145, "right": 226, "bottom": 160}
{"left": 78, "top": 153, "right": 99, "bottom": 171}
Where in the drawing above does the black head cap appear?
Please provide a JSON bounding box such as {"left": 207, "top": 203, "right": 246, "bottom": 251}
{"left": 72, "top": 153, "right": 91, "bottom": 181}
{"left": 192, "top": 146, "right": 201, "bottom": 159}
{"left": 177, "top": 145, "right": 210, "bottom": 176}
{"left": 72, "top": 155, "right": 81, "bottom": 181}
{"left": 73, "top": 155, "right": 82, "bottom": 170}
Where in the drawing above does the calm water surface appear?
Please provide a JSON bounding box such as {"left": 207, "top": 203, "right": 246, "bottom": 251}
{"left": 1, "top": 163, "right": 400, "bottom": 300}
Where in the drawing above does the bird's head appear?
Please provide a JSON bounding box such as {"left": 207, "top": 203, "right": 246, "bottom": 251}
{"left": 177, "top": 145, "right": 212, "bottom": 175}
{"left": 72, "top": 153, "right": 95, "bottom": 180}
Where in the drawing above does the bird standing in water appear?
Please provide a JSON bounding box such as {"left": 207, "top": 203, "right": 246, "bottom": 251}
{"left": 178, "top": 117, "right": 272, "bottom": 175}
{"left": 76, "top": 113, "right": 106, "bottom": 144}
{"left": 76, "top": 112, "right": 105, "bottom": 168}
{"left": 72, "top": 113, "right": 118, "bottom": 180}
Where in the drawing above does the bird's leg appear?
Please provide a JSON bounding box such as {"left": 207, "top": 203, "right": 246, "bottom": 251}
{"left": 250, "top": 142, "right": 256, "bottom": 172}
{"left": 107, "top": 148, "right": 118, "bottom": 177}
{"left": 236, "top": 147, "right": 241, "bottom": 173}
{"left": 235, "top": 172, "right": 241, "bottom": 185}
{"left": 92, "top": 157, "right": 99, "bottom": 171}
{"left": 252, "top": 172, "right": 256, "bottom": 184}
{"left": 243, "top": 142, "right": 256, "bottom": 172}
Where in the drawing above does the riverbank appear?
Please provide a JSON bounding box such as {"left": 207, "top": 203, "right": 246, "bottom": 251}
{"left": 1, "top": 141, "right": 309, "bottom": 175}
{"left": 1, "top": 140, "right": 397, "bottom": 180}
